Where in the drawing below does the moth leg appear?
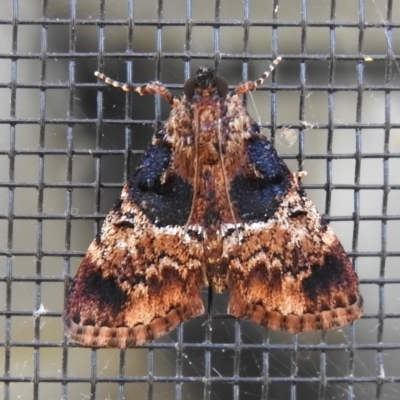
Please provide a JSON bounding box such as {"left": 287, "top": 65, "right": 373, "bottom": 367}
{"left": 94, "top": 71, "right": 174, "bottom": 104}
{"left": 234, "top": 56, "right": 282, "bottom": 95}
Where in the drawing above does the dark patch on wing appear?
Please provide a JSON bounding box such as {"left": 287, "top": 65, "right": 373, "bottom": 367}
{"left": 65, "top": 266, "right": 128, "bottom": 326}
{"left": 114, "top": 211, "right": 136, "bottom": 228}
{"left": 302, "top": 252, "right": 357, "bottom": 304}
{"left": 230, "top": 135, "right": 291, "bottom": 222}
{"left": 128, "top": 140, "right": 193, "bottom": 227}
{"left": 114, "top": 220, "right": 135, "bottom": 229}
{"left": 83, "top": 271, "right": 127, "bottom": 316}
{"left": 289, "top": 210, "right": 308, "bottom": 219}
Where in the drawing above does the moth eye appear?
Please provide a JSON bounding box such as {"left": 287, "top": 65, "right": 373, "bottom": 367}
{"left": 215, "top": 77, "right": 229, "bottom": 97}
{"left": 183, "top": 78, "right": 196, "bottom": 98}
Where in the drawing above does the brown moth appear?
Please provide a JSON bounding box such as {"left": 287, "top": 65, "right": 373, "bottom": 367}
{"left": 64, "top": 58, "right": 362, "bottom": 348}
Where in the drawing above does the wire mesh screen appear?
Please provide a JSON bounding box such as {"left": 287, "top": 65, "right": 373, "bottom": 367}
{"left": 0, "top": 0, "right": 399, "bottom": 399}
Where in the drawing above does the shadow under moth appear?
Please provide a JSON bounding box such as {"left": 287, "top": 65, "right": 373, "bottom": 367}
{"left": 64, "top": 58, "right": 363, "bottom": 348}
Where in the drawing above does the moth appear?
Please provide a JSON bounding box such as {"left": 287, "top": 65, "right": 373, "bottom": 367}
{"left": 64, "top": 58, "right": 363, "bottom": 348}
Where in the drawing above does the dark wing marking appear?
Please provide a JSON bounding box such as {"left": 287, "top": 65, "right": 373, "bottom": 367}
{"left": 230, "top": 135, "right": 292, "bottom": 222}
{"left": 128, "top": 139, "right": 193, "bottom": 227}
{"left": 64, "top": 140, "right": 205, "bottom": 348}
{"left": 227, "top": 175, "right": 363, "bottom": 333}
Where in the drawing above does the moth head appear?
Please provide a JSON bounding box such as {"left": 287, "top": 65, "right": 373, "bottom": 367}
{"left": 183, "top": 66, "right": 229, "bottom": 99}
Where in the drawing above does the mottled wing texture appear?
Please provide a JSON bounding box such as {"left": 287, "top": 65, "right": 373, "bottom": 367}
{"left": 64, "top": 140, "right": 206, "bottom": 348}
{"left": 65, "top": 64, "right": 363, "bottom": 348}
{"left": 225, "top": 136, "right": 363, "bottom": 333}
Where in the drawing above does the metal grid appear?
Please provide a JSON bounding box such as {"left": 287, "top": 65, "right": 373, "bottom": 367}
{"left": 0, "top": 0, "right": 399, "bottom": 399}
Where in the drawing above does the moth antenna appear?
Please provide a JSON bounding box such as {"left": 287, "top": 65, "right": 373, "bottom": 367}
{"left": 234, "top": 56, "right": 282, "bottom": 95}
{"left": 94, "top": 71, "right": 174, "bottom": 104}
